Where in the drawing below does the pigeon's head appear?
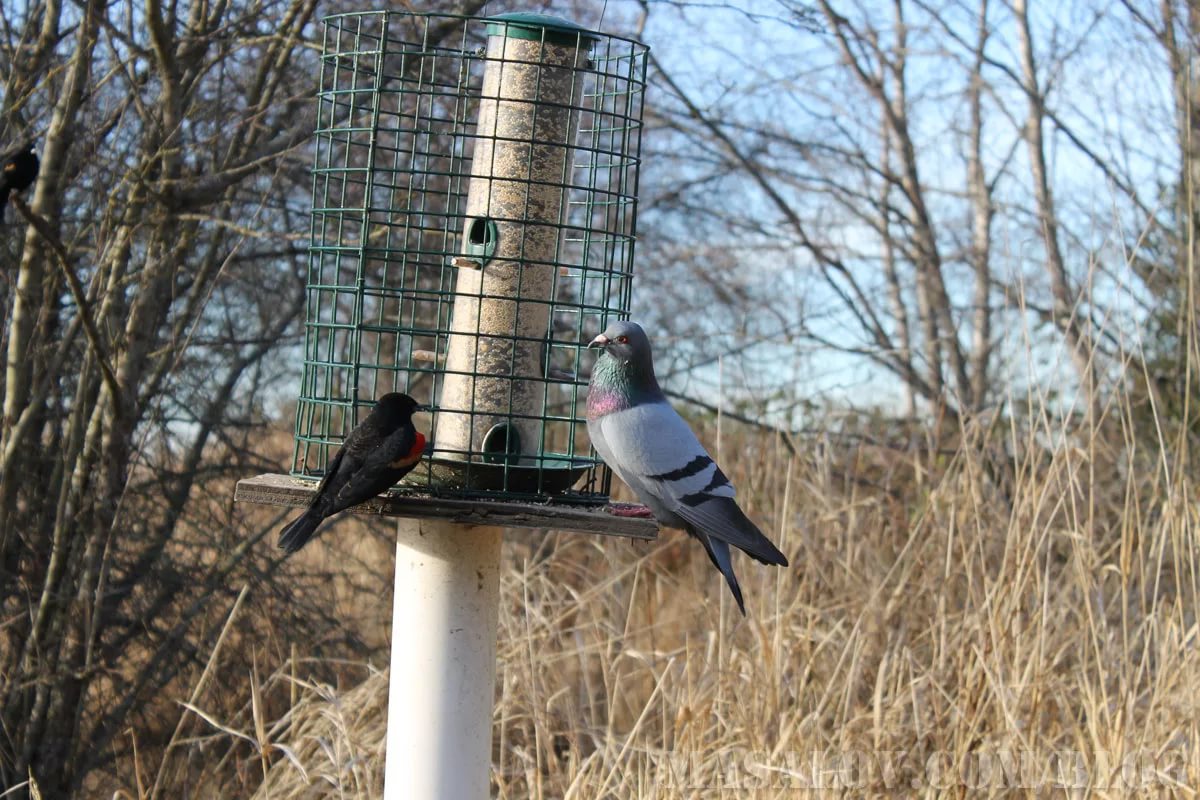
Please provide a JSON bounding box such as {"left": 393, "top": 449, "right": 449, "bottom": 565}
{"left": 587, "top": 320, "right": 653, "bottom": 364}
{"left": 372, "top": 392, "right": 427, "bottom": 419}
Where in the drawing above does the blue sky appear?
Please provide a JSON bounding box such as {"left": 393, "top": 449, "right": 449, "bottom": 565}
{"left": 577, "top": 0, "right": 1182, "bottom": 425}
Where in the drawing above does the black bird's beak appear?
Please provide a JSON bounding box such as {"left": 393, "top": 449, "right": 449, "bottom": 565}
{"left": 415, "top": 403, "right": 432, "bottom": 413}
{"left": 587, "top": 334, "right": 610, "bottom": 350}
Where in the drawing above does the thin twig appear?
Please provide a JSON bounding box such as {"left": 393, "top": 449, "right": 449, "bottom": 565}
{"left": 663, "top": 388, "right": 798, "bottom": 455}
{"left": 12, "top": 195, "right": 123, "bottom": 418}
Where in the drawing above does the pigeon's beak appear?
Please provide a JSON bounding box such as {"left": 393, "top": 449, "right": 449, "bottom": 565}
{"left": 587, "top": 334, "right": 610, "bottom": 350}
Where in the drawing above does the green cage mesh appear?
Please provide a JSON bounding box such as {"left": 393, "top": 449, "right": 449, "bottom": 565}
{"left": 292, "top": 11, "right": 647, "bottom": 503}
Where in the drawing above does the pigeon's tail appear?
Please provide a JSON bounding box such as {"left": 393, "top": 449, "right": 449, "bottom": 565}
{"left": 740, "top": 528, "right": 789, "bottom": 567}
{"left": 679, "top": 496, "right": 790, "bottom": 568}
{"left": 692, "top": 529, "right": 747, "bottom": 615}
{"left": 278, "top": 507, "right": 325, "bottom": 554}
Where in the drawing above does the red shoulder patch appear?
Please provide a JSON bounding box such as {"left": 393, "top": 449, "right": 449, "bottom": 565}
{"left": 389, "top": 431, "right": 426, "bottom": 469}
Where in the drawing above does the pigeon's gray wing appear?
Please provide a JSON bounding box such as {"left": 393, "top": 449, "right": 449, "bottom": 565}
{"left": 596, "top": 402, "right": 731, "bottom": 493}
{"left": 596, "top": 401, "right": 787, "bottom": 566}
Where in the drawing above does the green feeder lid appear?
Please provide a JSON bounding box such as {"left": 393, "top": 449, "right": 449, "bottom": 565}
{"left": 485, "top": 12, "right": 599, "bottom": 46}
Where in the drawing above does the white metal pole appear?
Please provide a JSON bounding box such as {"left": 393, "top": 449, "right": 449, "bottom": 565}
{"left": 384, "top": 517, "right": 504, "bottom": 799}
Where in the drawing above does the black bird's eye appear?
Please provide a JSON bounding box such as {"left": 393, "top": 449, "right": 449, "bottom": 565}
{"left": 616, "top": 335, "right": 628, "bottom": 344}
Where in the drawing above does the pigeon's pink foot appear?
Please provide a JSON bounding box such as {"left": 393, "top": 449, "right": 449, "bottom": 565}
{"left": 605, "top": 502, "right": 655, "bottom": 519}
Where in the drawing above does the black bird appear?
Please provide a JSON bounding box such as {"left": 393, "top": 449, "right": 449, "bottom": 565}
{"left": 1, "top": 141, "right": 38, "bottom": 222}
{"left": 278, "top": 393, "right": 426, "bottom": 553}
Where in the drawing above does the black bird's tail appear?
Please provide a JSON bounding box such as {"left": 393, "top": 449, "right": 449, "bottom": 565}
{"left": 278, "top": 507, "right": 325, "bottom": 554}
{"left": 0, "top": 188, "right": 8, "bottom": 222}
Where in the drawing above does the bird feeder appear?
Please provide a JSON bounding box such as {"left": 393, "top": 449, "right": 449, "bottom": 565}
{"left": 234, "top": 10, "right": 651, "bottom": 799}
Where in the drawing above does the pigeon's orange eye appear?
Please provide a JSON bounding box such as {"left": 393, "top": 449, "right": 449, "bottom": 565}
{"left": 616, "top": 335, "right": 629, "bottom": 344}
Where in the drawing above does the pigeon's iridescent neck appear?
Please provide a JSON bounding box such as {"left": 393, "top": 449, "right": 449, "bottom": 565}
{"left": 587, "top": 387, "right": 629, "bottom": 418}
{"left": 587, "top": 351, "right": 661, "bottom": 418}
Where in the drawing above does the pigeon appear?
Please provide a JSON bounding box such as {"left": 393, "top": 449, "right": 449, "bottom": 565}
{"left": 278, "top": 393, "right": 426, "bottom": 553}
{"left": 586, "top": 320, "right": 788, "bottom": 614}
{"left": 0, "top": 141, "right": 38, "bottom": 222}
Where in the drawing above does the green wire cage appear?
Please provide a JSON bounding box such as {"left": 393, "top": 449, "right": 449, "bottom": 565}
{"left": 291, "top": 10, "right": 648, "bottom": 503}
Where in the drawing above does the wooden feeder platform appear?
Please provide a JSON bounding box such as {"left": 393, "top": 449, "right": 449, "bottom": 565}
{"left": 236, "top": 473, "right": 659, "bottom": 540}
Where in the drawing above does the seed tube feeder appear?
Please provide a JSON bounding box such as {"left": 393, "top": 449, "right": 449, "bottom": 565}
{"left": 436, "top": 15, "right": 590, "bottom": 472}
{"left": 233, "top": 10, "right": 651, "bottom": 799}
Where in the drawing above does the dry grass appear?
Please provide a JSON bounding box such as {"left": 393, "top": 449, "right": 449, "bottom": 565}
{"left": 151, "top": 367, "right": 1200, "bottom": 798}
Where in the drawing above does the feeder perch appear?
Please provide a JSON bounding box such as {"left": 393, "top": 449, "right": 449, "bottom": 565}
{"left": 234, "top": 10, "right": 649, "bottom": 800}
